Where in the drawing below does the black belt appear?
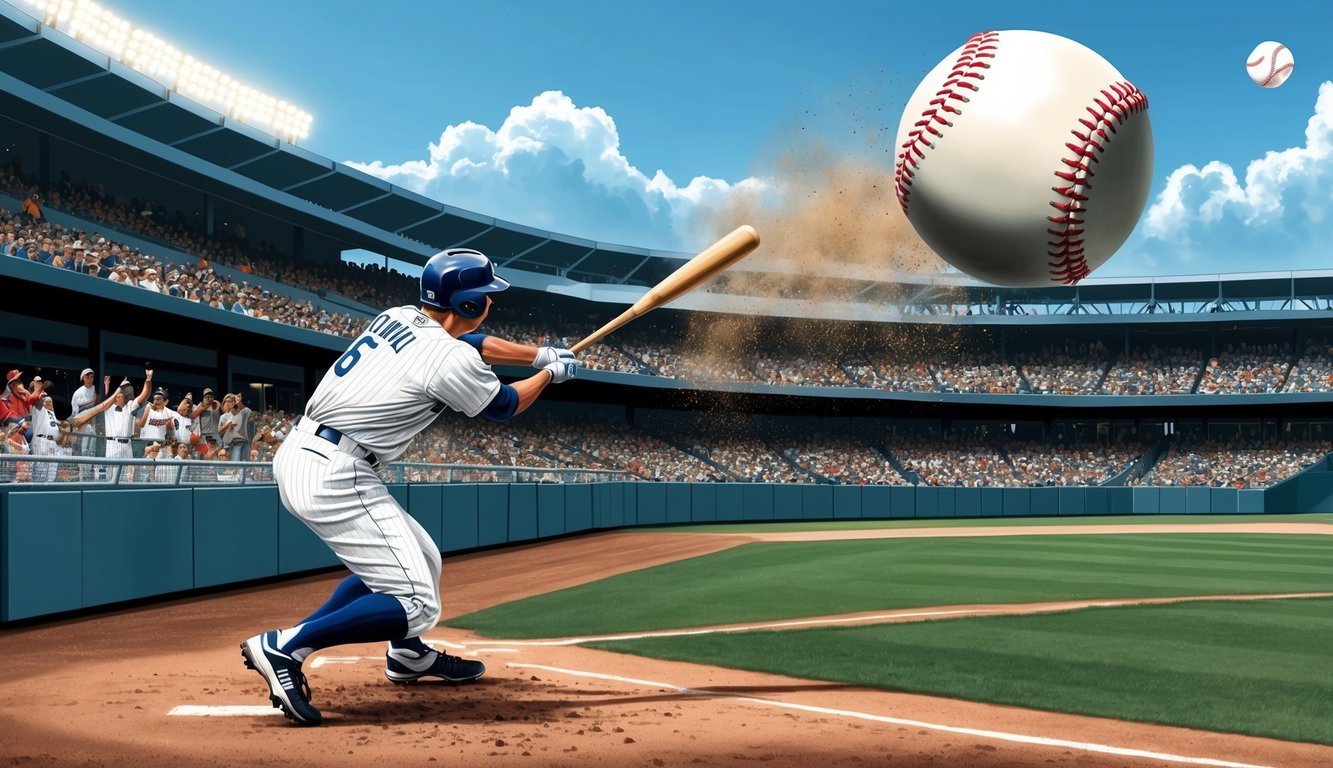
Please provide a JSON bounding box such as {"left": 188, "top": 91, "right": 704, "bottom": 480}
{"left": 35, "top": 434, "right": 57, "bottom": 441}
{"left": 298, "top": 417, "right": 379, "bottom": 467}
{"left": 111, "top": 437, "right": 130, "bottom": 443}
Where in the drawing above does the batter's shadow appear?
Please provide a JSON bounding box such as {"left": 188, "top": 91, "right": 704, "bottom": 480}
{"left": 315, "top": 680, "right": 862, "bottom": 726}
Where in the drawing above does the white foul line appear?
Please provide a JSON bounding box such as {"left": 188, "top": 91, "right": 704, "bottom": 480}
{"left": 476, "top": 608, "right": 988, "bottom": 646}
{"left": 508, "top": 663, "right": 1273, "bottom": 768}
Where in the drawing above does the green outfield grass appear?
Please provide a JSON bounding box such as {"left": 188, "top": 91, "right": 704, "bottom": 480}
{"left": 650, "top": 513, "right": 1333, "bottom": 534}
{"left": 448, "top": 534, "right": 1333, "bottom": 638}
{"left": 590, "top": 598, "right": 1333, "bottom": 746}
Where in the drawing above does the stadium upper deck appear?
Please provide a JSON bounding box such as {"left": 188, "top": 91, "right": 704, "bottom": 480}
{"left": 3, "top": 0, "right": 1333, "bottom": 328}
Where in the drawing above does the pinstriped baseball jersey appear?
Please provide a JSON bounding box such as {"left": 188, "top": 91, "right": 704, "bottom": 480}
{"left": 305, "top": 305, "right": 500, "bottom": 463}
{"left": 103, "top": 403, "right": 135, "bottom": 439}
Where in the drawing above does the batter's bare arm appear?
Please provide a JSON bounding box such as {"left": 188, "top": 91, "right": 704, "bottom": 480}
{"left": 476, "top": 336, "right": 545, "bottom": 366}
{"left": 509, "top": 369, "right": 554, "bottom": 417}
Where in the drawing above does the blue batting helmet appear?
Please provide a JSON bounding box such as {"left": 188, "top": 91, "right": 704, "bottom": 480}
{"left": 419, "top": 248, "right": 509, "bottom": 319}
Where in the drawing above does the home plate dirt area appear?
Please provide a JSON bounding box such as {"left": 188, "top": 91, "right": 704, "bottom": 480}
{"left": 1, "top": 525, "right": 1330, "bottom": 768}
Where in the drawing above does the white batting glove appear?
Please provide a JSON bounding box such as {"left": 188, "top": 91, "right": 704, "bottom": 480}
{"left": 532, "top": 346, "right": 575, "bottom": 368}
{"left": 542, "top": 359, "right": 578, "bottom": 384}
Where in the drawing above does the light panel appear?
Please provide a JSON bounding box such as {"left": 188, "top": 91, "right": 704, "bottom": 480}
{"left": 24, "top": 0, "right": 313, "bottom": 143}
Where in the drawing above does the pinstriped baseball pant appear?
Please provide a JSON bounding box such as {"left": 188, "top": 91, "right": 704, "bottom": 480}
{"left": 274, "top": 430, "right": 442, "bottom": 637}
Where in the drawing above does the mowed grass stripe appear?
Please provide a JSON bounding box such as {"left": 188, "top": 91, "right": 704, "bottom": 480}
{"left": 954, "top": 533, "right": 1333, "bottom": 559}
{"left": 655, "top": 513, "right": 1333, "bottom": 534}
{"left": 449, "top": 534, "right": 1333, "bottom": 639}
{"left": 591, "top": 598, "right": 1333, "bottom": 746}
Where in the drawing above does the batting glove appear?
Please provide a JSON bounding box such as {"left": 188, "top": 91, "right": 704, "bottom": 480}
{"left": 543, "top": 360, "right": 578, "bottom": 384}
{"left": 532, "top": 346, "right": 575, "bottom": 368}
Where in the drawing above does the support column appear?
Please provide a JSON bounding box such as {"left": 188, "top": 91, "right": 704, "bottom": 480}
{"left": 37, "top": 133, "right": 49, "bottom": 192}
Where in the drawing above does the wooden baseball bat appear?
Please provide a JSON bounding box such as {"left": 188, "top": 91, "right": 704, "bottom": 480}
{"left": 569, "top": 225, "right": 761, "bottom": 355}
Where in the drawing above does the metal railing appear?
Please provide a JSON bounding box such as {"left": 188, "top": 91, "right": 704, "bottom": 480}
{"left": 0, "top": 455, "right": 632, "bottom": 486}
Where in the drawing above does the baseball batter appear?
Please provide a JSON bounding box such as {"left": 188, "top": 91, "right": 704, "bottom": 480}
{"left": 242, "top": 248, "right": 578, "bottom": 727}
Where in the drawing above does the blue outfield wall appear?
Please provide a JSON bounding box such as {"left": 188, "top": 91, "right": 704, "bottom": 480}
{"left": 0, "top": 480, "right": 1304, "bottom": 622}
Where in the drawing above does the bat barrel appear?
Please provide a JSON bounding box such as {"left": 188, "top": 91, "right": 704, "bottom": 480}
{"left": 567, "top": 225, "right": 760, "bottom": 356}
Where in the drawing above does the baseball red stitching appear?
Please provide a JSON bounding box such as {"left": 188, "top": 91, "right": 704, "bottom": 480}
{"left": 1260, "top": 44, "right": 1288, "bottom": 86}
{"left": 1047, "top": 81, "right": 1148, "bottom": 285}
{"left": 894, "top": 30, "right": 999, "bottom": 216}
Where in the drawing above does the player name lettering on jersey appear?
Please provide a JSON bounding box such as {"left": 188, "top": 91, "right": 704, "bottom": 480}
{"left": 305, "top": 305, "right": 500, "bottom": 464}
{"left": 366, "top": 313, "right": 418, "bottom": 353}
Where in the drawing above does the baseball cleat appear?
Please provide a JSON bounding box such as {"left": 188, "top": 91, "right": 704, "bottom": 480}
{"left": 241, "top": 631, "right": 322, "bottom": 726}
{"left": 385, "top": 647, "right": 486, "bottom": 684}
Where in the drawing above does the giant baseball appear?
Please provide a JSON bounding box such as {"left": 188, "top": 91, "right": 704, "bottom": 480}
{"left": 894, "top": 30, "right": 1152, "bottom": 286}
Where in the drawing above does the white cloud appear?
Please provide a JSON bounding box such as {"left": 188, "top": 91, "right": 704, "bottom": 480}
{"left": 1121, "top": 81, "right": 1333, "bottom": 274}
{"left": 345, "top": 90, "right": 766, "bottom": 251}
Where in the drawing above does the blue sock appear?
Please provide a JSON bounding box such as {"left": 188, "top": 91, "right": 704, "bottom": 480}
{"left": 299, "top": 574, "right": 371, "bottom": 625}
{"left": 276, "top": 593, "right": 408, "bottom": 662}
{"left": 390, "top": 636, "right": 433, "bottom": 654}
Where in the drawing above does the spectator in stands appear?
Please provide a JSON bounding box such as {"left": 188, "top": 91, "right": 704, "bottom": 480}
{"left": 219, "top": 392, "right": 254, "bottom": 462}
{"left": 174, "top": 393, "right": 199, "bottom": 448}
{"left": 27, "top": 394, "right": 60, "bottom": 482}
{"left": 3, "top": 233, "right": 26, "bottom": 259}
{"left": 68, "top": 367, "right": 98, "bottom": 417}
{"left": 2, "top": 369, "right": 48, "bottom": 427}
{"left": 20, "top": 192, "right": 41, "bottom": 223}
{"left": 30, "top": 238, "right": 52, "bottom": 265}
{"left": 192, "top": 387, "right": 222, "bottom": 450}
{"left": 139, "top": 267, "right": 162, "bottom": 293}
{"left": 137, "top": 387, "right": 179, "bottom": 445}
{"left": 2, "top": 418, "right": 29, "bottom": 457}
{"left": 69, "top": 367, "right": 100, "bottom": 455}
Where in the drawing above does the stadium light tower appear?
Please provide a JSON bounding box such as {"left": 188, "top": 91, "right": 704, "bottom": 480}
{"left": 23, "top": 0, "right": 313, "bottom": 144}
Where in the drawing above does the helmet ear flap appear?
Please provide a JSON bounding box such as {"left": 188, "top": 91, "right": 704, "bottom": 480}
{"left": 456, "top": 297, "right": 481, "bottom": 318}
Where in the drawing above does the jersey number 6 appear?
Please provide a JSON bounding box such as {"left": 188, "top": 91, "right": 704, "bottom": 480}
{"left": 334, "top": 335, "right": 379, "bottom": 376}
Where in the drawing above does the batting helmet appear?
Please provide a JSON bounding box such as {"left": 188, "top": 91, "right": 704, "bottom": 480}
{"left": 419, "top": 248, "right": 510, "bottom": 319}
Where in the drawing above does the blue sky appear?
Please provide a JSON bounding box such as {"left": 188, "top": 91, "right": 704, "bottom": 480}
{"left": 55, "top": 1, "right": 1333, "bottom": 277}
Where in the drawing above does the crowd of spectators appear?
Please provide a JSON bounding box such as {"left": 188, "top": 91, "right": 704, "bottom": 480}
{"left": 1282, "top": 339, "right": 1333, "bottom": 393}
{"left": 887, "top": 436, "right": 1014, "bottom": 487}
{"left": 0, "top": 365, "right": 291, "bottom": 483}
{"left": 780, "top": 434, "right": 909, "bottom": 485}
{"left": 929, "top": 354, "right": 1021, "bottom": 394}
{"left": 676, "top": 434, "right": 810, "bottom": 482}
{"left": 1004, "top": 441, "right": 1140, "bottom": 486}
{"left": 1197, "top": 343, "right": 1292, "bottom": 394}
{"left": 1102, "top": 346, "right": 1203, "bottom": 395}
{"left": 1134, "top": 439, "right": 1332, "bottom": 488}
{"left": 844, "top": 359, "right": 939, "bottom": 392}
{"left": 1, "top": 196, "right": 366, "bottom": 337}
{"left": 1016, "top": 341, "right": 1111, "bottom": 395}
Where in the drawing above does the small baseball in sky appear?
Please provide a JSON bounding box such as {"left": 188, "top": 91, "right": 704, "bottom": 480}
{"left": 1246, "top": 41, "right": 1294, "bottom": 89}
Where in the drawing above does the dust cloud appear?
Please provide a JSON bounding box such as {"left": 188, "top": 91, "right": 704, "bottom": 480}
{"left": 674, "top": 139, "right": 965, "bottom": 392}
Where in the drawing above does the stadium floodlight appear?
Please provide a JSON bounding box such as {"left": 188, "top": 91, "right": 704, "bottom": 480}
{"left": 23, "top": 0, "right": 313, "bottom": 143}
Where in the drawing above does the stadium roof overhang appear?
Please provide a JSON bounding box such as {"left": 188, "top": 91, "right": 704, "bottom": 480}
{"left": 0, "top": 2, "right": 694, "bottom": 286}
{"left": 3, "top": 1, "right": 1333, "bottom": 317}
